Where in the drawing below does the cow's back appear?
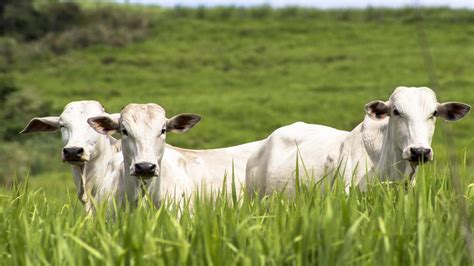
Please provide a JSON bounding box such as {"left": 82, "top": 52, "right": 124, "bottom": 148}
{"left": 167, "top": 141, "right": 262, "bottom": 195}
{"left": 246, "top": 122, "right": 348, "bottom": 196}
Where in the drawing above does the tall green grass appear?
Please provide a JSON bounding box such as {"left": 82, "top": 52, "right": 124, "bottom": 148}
{"left": 1, "top": 6, "right": 474, "bottom": 265}
{"left": 1, "top": 159, "right": 472, "bottom": 265}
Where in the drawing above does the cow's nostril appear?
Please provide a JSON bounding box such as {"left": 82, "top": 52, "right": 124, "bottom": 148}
{"left": 410, "top": 147, "right": 420, "bottom": 155}
{"left": 410, "top": 147, "right": 432, "bottom": 163}
{"left": 77, "top": 148, "right": 84, "bottom": 155}
{"left": 411, "top": 147, "right": 431, "bottom": 156}
{"left": 135, "top": 163, "right": 142, "bottom": 171}
{"left": 134, "top": 162, "right": 156, "bottom": 176}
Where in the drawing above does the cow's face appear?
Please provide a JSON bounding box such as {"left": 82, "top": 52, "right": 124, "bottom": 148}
{"left": 88, "top": 103, "right": 200, "bottom": 179}
{"left": 366, "top": 87, "right": 470, "bottom": 164}
{"left": 21, "top": 101, "right": 108, "bottom": 165}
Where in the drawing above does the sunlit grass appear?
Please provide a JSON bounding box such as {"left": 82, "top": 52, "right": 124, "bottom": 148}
{"left": 2, "top": 6, "right": 474, "bottom": 265}
{"left": 1, "top": 159, "right": 472, "bottom": 265}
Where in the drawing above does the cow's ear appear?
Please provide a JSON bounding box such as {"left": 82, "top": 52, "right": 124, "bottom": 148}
{"left": 87, "top": 114, "right": 120, "bottom": 135}
{"left": 437, "top": 102, "right": 471, "bottom": 122}
{"left": 365, "top": 101, "right": 390, "bottom": 120}
{"left": 20, "top": 116, "right": 60, "bottom": 134}
{"left": 166, "top": 113, "right": 201, "bottom": 133}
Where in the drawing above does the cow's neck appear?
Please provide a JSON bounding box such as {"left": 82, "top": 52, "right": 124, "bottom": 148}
{"left": 133, "top": 150, "right": 191, "bottom": 208}
{"left": 151, "top": 157, "right": 174, "bottom": 208}
{"left": 121, "top": 153, "right": 151, "bottom": 206}
{"left": 70, "top": 135, "right": 115, "bottom": 210}
{"left": 361, "top": 116, "right": 414, "bottom": 181}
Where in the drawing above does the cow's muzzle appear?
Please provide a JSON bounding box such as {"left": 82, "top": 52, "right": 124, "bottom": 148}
{"left": 132, "top": 162, "right": 157, "bottom": 179}
{"left": 407, "top": 147, "right": 433, "bottom": 164}
{"left": 62, "top": 147, "right": 88, "bottom": 164}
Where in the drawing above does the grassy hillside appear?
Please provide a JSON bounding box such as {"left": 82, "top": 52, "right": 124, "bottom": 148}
{"left": 10, "top": 7, "right": 474, "bottom": 183}
{"left": 1, "top": 6, "right": 474, "bottom": 265}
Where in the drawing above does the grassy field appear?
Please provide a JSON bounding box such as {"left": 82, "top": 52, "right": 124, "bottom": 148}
{"left": 1, "top": 163, "right": 473, "bottom": 264}
{"left": 11, "top": 7, "right": 474, "bottom": 174}
{"left": 1, "top": 6, "right": 474, "bottom": 265}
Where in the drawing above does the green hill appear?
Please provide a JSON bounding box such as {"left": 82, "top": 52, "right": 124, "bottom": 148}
{"left": 1, "top": 6, "right": 474, "bottom": 265}
{"left": 5, "top": 6, "right": 474, "bottom": 183}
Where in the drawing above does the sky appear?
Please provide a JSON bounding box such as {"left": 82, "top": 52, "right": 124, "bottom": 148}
{"left": 118, "top": 0, "right": 474, "bottom": 9}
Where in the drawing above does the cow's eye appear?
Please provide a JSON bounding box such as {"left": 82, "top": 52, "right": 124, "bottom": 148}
{"left": 432, "top": 110, "right": 438, "bottom": 117}
{"left": 121, "top": 129, "right": 128, "bottom": 136}
{"left": 161, "top": 128, "right": 166, "bottom": 135}
{"left": 393, "top": 109, "right": 400, "bottom": 116}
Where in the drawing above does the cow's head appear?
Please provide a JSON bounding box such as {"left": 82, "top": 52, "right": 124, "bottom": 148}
{"left": 20, "top": 101, "right": 111, "bottom": 165}
{"left": 88, "top": 103, "right": 200, "bottom": 179}
{"left": 365, "top": 87, "right": 470, "bottom": 164}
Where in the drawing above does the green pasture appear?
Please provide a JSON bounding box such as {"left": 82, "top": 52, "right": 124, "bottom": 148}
{"left": 1, "top": 6, "right": 473, "bottom": 265}
{"left": 13, "top": 7, "right": 474, "bottom": 175}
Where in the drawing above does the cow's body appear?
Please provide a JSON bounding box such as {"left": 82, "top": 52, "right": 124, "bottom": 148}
{"left": 246, "top": 118, "right": 398, "bottom": 195}
{"left": 166, "top": 141, "right": 261, "bottom": 194}
{"left": 143, "top": 143, "right": 260, "bottom": 207}
{"left": 246, "top": 87, "right": 471, "bottom": 196}
{"left": 88, "top": 104, "right": 261, "bottom": 208}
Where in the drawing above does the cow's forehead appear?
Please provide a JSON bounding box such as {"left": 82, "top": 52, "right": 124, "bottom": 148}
{"left": 61, "top": 101, "right": 105, "bottom": 120}
{"left": 389, "top": 87, "right": 438, "bottom": 110}
{"left": 121, "top": 103, "right": 166, "bottom": 125}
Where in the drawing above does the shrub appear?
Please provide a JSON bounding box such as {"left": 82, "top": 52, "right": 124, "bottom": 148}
{"left": 0, "top": 142, "right": 30, "bottom": 184}
{"left": 38, "top": 7, "right": 151, "bottom": 54}
{"left": 1, "top": 0, "right": 84, "bottom": 40}
{"left": 1, "top": 0, "right": 44, "bottom": 40}
{"left": 0, "top": 74, "right": 17, "bottom": 102}
{"left": 1, "top": 1, "right": 151, "bottom": 54}
{"left": 40, "top": 2, "right": 84, "bottom": 33}
{"left": 0, "top": 74, "right": 57, "bottom": 183}
{"left": 0, "top": 75, "right": 53, "bottom": 141}
{"left": 248, "top": 5, "right": 273, "bottom": 19}
{"left": 0, "top": 37, "right": 17, "bottom": 72}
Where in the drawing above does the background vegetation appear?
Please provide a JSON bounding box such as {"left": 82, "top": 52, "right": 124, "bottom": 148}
{"left": 0, "top": 2, "right": 473, "bottom": 264}
{"left": 0, "top": 0, "right": 151, "bottom": 180}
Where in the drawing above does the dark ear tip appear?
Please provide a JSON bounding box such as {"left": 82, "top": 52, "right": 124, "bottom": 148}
{"left": 364, "top": 101, "right": 378, "bottom": 111}
{"left": 465, "top": 105, "right": 471, "bottom": 116}
{"left": 87, "top": 116, "right": 104, "bottom": 125}
{"left": 365, "top": 101, "right": 380, "bottom": 109}
{"left": 182, "top": 113, "right": 201, "bottom": 122}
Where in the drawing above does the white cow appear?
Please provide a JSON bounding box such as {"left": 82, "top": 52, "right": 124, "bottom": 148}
{"left": 246, "top": 87, "right": 471, "bottom": 196}
{"left": 88, "top": 103, "right": 261, "bottom": 207}
{"left": 20, "top": 101, "right": 138, "bottom": 213}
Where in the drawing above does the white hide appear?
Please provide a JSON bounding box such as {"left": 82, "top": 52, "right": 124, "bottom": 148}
{"left": 246, "top": 87, "right": 471, "bottom": 196}
{"left": 88, "top": 103, "right": 261, "bottom": 208}
{"left": 21, "top": 101, "right": 138, "bottom": 213}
